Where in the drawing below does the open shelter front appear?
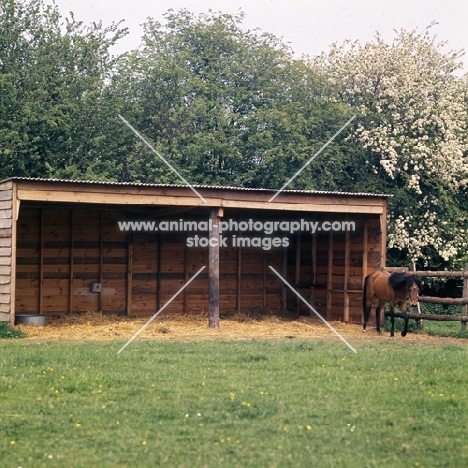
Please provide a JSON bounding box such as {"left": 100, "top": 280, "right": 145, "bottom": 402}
{"left": 0, "top": 178, "right": 388, "bottom": 327}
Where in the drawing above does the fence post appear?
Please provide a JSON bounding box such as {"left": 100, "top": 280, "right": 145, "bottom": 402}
{"left": 412, "top": 262, "right": 423, "bottom": 329}
{"left": 462, "top": 263, "right": 468, "bottom": 332}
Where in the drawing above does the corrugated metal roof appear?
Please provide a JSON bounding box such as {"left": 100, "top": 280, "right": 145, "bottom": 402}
{"left": 2, "top": 176, "right": 392, "bottom": 198}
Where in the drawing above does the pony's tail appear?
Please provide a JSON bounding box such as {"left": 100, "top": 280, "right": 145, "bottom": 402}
{"left": 362, "top": 275, "right": 370, "bottom": 327}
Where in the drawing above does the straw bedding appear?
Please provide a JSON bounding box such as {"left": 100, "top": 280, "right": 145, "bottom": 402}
{"left": 15, "top": 309, "right": 465, "bottom": 346}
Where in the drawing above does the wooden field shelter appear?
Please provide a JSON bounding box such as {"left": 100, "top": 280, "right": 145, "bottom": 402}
{"left": 0, "top": 178, "right": 389, "bottom": 327}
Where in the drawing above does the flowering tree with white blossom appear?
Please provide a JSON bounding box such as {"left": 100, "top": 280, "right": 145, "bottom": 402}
{"left": 314, "top": 25, "right": 468, "bottom": 267}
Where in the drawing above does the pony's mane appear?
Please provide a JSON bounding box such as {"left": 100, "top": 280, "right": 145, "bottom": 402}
{"left": 389, "top": 272, "right": 422, "bottom": 291}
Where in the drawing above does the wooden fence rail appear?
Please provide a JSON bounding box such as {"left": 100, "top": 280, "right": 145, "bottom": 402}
{"left": 384, "top": 263, "right": 468, "bottom": 331}
{"left": 419, "top": 296, "right": 468, "bottom": 305}
{"left": 385, "top": 311, "right": 468, "bottom": 323}
{"left": 385, "top": 267, "right": 468, "bottom": 278}
{"left": 407, "top": 270, "right": 468, "bottom": 278}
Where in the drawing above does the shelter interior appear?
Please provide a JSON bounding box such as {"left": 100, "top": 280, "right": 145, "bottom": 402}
{"left": 0, "top": 178, "right": 388, "bottom": 325}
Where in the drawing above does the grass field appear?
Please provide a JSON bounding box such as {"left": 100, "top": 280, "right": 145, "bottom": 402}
{"left": 1, "top": 338, "right": 467, "bottom": 467}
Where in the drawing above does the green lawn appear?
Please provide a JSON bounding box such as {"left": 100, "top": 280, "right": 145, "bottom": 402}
{"left": 1, "top": 339, "right": 467, "bottom": 467}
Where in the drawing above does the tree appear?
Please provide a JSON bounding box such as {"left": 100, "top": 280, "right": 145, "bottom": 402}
{"left": 111, "top": 9, "right": 353, "bottom": 188}
{"left": 0, "top": 0, "right": 127, "bottom": 180}
{"left": 314, "top": 25, "right": 468, "bottom": 267}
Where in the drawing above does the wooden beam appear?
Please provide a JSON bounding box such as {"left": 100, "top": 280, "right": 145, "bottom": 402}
{"left": 380, "top": 210, "right": 387, "bottom": 267}
{"left": 326, "top": 231, "right": 333, "bottom": 320}
{"left": 362, "top": 220, "right": 369, "bottom": 326}
{"left": 263, "top": 250, "right": 267, "bottom": 308}
{"left": 126, "top": 232, "right": 133, "bottom": 316}
{"left": 309, "top": 233, "right": 316, "bottom": 313}
{"left": 8, "top": 183, "right": 17, "bottom": 326}
{"left": 157, "top": 233, "right": 161, "bottom": 312}
{"left": 16, "top": 180, "right": 387, "bottom": 205}
{"left": 184, "top": 240, "right": 188, "bottom": 314}
{"left": 69, "top": 209, "right": 74, "bottom": 314}
{"left": 362, "top": 220, "right": 368, "bottom": 280}
{"left": 236, "top": 246, "right": 241, "bottom": 313}
{"left": 39, "top": 208, "right": 44, "bottom": 315}
{"left": 281, "top": 247, "right": 287, "bottom": 313}
{"left": 294, "top": 232, "right": 301, "bottom": 316}
{"left": 17, "top": 188, "right": 385, "bottom": 214}
{"left": 208, "top": 208, "right": 220, "bottom": 328}
{"left": 344, "top": 230, "right": 350, "bottom": 322}
{"left": 99, "top": 210, "right": 103, "bottom": 313}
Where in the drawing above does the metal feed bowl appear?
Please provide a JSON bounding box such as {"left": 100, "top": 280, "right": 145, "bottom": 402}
{"left": 15, "top": 314, "right": 46, "bottom": 326}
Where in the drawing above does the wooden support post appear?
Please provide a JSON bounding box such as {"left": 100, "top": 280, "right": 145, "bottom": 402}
{"left": 263, "top": 249, "right": 267, "bottom": 309}
{"left": 184, "top": 240, "right": 188, "bottom": 314}
{"left": 236, "top": 246, "right": 242, "bottom": 313}
{"left": 8, "top": 184, "right": 18, "bottom": 327}
{"left": 362, "top": 220, "right": 368, "bottom": 326}
{"left": 294, "top": 232, "right": 301, "bottom": 316}
{"left": 412, "top": 262, "right": 423, "bottom": 328}
{"left": 209, "top": 208, "right": 221, "bottom": 328}
{"left": 157, "top": 233, "right": 161, "bottom": 312}
{"left": 281, "top": 246, "right": 288, "bottom": 313}
{"left": 99, "top": 210, "right": 103, "bottom": 313}
{"left": 39, "top": 208, "right": 44, "bottom": 315}
{"left": 462, "top": 263, "right": 468, "bottom": 332}
{"left": 309, "top": 233, "right": 316, "bottom": 314}
{"left": 69, "top": 209, "right": 74, "bottom": 314}
{"left": 126, "top": 232, "right": 132, "bottom": 316}
{"left": 362, "top": 220, "right": 368, "bottom": 280}
{"left": 326, "top": 231, "right": 333, "bottom": 320}
{"left": 344, "top": 230, "right": 350, "bottom": 322}
{"left": 379, "top": 211, "right": 387, "bottom": 267}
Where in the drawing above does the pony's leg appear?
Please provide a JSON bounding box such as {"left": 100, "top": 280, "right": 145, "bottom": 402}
{"left": 375, "top": 302, "right": 383, "bottom": 334}
{"left": 390, "top": 306, "right": 395, "bottom": 337}
{"left": 401, "top": 305, "right": 409, "bottom": 337}
{"left": 362, "top": 279, "right": 370, "bottom": 331}
{"left": 363, "top": 304, "right": 371, "bottom": 331}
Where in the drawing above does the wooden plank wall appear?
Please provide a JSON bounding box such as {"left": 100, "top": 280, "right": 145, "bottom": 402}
{"left": 284, "top": 218, "right": 382, "bottom": 323}
{"left": 0, "top": 181, "right": 13, "bottom": 321}
{"left": 14, "top": 203, "right": 384, "bottom": 323}
{"left": 16, "top": 206, "right": 129, "bottom": 315}
{"left": 130, "top": 236, "right": 282, "bottom": 316}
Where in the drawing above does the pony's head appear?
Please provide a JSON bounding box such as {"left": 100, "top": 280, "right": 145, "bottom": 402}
{"left": 407, "top": 276, "right": 422, "bottom": 306}
{"left": 389, "top": 272, "right": 422, "bottom": 305}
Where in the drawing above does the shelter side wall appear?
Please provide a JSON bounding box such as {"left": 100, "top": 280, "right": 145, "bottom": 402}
{"left": 16, "top": 206, "right": 129, "bottom": 315}
{"left": 0, "top": 181, "right": 13, "bottom": 321}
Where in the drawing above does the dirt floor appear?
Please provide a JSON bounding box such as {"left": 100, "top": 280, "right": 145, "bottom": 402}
{"left": 14, "top": 310, "right": 468, "bottom": 347}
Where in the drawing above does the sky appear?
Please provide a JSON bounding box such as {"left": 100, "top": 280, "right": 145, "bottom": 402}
{"left": 53, "top": 0, "right": 468, "bottom": 72}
